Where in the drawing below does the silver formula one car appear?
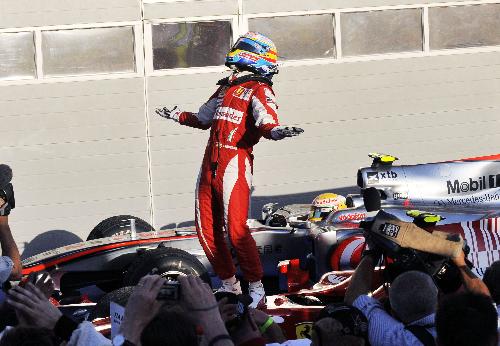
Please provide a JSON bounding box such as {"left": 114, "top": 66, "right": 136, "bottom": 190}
{"left": 20, "top": 153, "right": 499, "bottom": 296}
{"left": 16, "top": 153, "right": 499, "bottom": 330}
{"left": 257, "top": 153, "right": 500, "bottom": 282}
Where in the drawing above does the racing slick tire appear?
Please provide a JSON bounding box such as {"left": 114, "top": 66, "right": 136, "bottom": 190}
{"left": 87, "top": 215, "right": 155, "bottom": 240}
{"left": 124, "top": 247, "right": 211, "bottom": 286}
{"left": 89, "top": 286, "right": 135, "bottom": 320}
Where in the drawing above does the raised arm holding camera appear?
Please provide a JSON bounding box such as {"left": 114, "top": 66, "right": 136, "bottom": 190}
{"left": 344, "top": 216, "right": 440, "bottom": 346}
{"left": 0, "top": 165, "right": 21, "bottom": 283}
{"left": 117, "top": 274, "right": 234, "bottom": 346}
{"left": 452, "top": 249, "right": 491, "bottom": 296}
{"left": 343, "top": 192, "right": 498, "bottom": 346}
{"left": 345, "top": 252, "right": 438, "bottom": 346}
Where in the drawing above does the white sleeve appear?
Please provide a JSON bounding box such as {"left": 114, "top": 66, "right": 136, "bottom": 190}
{"left": 67, "top": 321, "right": 112, "bottom": 346}
{"left": 0, "top": 256, "right": 13, "bottom": 284}
{"left": 251, "top": 88, "right": 278, "bottom": 128}
{"left": 196, "top": 97, "right": 218, "bottom": 125}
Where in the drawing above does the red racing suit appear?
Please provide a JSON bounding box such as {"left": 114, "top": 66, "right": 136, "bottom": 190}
{"left": 177, "top": 74, "right": 280, "bottom": 281}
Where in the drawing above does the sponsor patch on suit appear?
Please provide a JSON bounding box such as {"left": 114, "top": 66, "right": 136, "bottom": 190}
{"left": 233, "top": 86, "right": 252, "bottom": 101}
{"left": 214, "top": 107, "right": 244, "bottom": 124}
{"left": 264, "top": 88, "right": 278, "bottom": 111}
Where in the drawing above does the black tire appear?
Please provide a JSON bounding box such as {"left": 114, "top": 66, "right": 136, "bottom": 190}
{"left": 89, "top": 286, "right": 135, "bottom": 320}
{"left": 87, "top": 215, "right": 155, "bottom": 240}
{"left": 124, "top": 247, "right": 210, "bottom": 286}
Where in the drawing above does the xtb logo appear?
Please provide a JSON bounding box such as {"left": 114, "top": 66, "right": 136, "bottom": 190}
{"left": 367, "top": 170, "right": 398, "bottom": 183}
{"left": 378, "top": 171, "right": 398, "bottom": 179}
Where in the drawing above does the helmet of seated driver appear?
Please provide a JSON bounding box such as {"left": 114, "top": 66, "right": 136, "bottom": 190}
{"left": 309, "top": 193, "right": 347, "bottom": 222}
{"left": 225, "top": 32, "right": 278, "bottom": 77}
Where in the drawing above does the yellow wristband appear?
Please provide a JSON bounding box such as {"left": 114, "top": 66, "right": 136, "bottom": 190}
{"left": 259, "top": 317, "right": 274, "bottom": 334}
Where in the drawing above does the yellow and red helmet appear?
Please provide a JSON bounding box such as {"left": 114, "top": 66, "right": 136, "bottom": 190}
{"left": 225, "top": 32, "right": 278, "bottom": 76}
{"left": 309, "top": 193, "right": 347, "bottom": 222}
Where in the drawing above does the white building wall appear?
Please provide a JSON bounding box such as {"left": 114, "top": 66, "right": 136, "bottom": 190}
{"left": 0, "top": 0, "right": 499, "bottom": 253}
{"left": 243, "top": 0, "right": 487, "bottom": 12}
{"left": 0, "top": 0, "right": 141, "bottom": 28}
{"left": 143, "top": 0, "right": 239, "bottom": 19}
{"left": 0, "top": 78, "right": 151, "bottom": 247}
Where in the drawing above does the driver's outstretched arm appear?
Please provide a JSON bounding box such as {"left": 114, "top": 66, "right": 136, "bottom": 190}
{"left": 251, "top": 85, "right": 304, "bottom": 140}
{"left": 155, "top": 87, "right": 221, "bottom": 130}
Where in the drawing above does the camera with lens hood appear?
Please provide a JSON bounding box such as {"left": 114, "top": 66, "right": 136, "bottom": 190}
{"left": 360, "top": 188, "right": 470, "bottom": 293}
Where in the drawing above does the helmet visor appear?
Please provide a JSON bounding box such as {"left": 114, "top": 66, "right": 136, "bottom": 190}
{"left": 231, "top": 38, "right": 267, "bottom": 55}
{"left": 309, "top": 207, "right": 332, "bottom": 221}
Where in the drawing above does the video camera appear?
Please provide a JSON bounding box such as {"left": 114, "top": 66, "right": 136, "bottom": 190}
{"left": 360, "top": 188, "right": 469, "bottom": 293}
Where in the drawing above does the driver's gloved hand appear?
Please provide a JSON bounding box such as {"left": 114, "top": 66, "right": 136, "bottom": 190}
{"left": 271, "top": 126, "right": 304, "bottom": 140}
{"left": 155, "top": 106, "right": 181, "bottom": 122}
{"left": 0, "top": 183, "right": 15, "bottom": 216}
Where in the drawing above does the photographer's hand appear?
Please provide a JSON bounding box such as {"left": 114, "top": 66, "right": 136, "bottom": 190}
{"left": 218, "top": 297, "right": 238, "bottom": 323}
{"left": 344, "top": 250, "right": 378, "bottom": 305}
{"left": 452, "top": 250, "right": 491, "bottom": 297}
{"left": 230, "top": 309, "right": 263, "bottom": 346}
{"left": 120, "top": 275, "right": 165, "bottom": 345}
{"left": 7, "top": 283, "right": 62, "bottom": 328}
{"left": 179, "top": 275, "right": 234, "bottom": 346}
{"left": 362, "top": 232, "right": 383, "bottom": 262}
{"left": 251, "top": 308, "right": 286, "bottom": 343}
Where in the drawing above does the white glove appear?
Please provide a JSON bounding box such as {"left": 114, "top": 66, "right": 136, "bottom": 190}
{"left": 155, "top": 106, "right": 181, "bottom": 122}
{"left": 271, "top": 126, "right": 304, "bottom": 140}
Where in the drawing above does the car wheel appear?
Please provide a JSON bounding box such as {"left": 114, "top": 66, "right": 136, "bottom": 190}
{"left": 124, "top": 247, "right": 210, "bottom": 286}
{"left": 329, "top": 236, "right": 365, "bottom": 271}
{"left": 87, "top": 215, "right": 155, "bottom": 240}
{"left": 89, "top": 286, "right": 135, "bottom": 320}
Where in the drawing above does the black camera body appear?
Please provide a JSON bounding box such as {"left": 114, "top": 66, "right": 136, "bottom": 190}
{"left": 361, "top": 219, "right": 465, "bottom": 293}
{"left": 157, "top": 281, "right": 181, "bottom": 300}
{"left": 383, "top": 246, "right": 462, "bottom": 293}
{"left": 224, "top": 294, "right": 253, "bottom": 331}
{"left": 359, "top": 188, "right": 468, "bottom": 293}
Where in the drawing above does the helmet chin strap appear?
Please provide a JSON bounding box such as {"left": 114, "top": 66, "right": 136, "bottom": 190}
{"left": 229, "top": 67, "right": 256, "bottom": 80}
{"left": 226, "top": 64, "right": 275, "bottom": 82}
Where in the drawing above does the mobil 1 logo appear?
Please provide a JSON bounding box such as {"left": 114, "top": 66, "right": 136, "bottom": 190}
{"left": 446, "top": 174, "right": 500, "bottom": 194}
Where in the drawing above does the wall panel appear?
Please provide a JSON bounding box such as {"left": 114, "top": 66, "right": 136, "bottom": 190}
{"left": 147, "top": 73, "right": 218, "bottom": 228}
{"left": 244, "top": 0, "right": 490, "bottom": 14}
{"left": 13, "top": 197, "right": 151, "bottom": 246}
{"left": 144, "top": 0, "right": 238, "bottom": 20}
{"left": 0, "top": 0, "right": 140, "bottom": 28}
{"left": 1, "top": 78, "right": 151, "bottom": 247}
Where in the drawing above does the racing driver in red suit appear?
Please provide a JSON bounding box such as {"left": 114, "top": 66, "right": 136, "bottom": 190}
{"left": 156, "top": 32, "right": 303, "bottom": 307}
